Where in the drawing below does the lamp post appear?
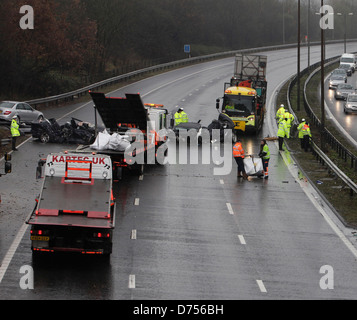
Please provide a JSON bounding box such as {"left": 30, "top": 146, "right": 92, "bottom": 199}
{"left": 282, "top": 0, "right": 285, "bottom": 44}
{"left": 336, "top": 12, "right": 354, "bottom": 53}
{"left": 297, "top": 0, "right": 301, "bottom": 112}
{"left": 320, "top": 0, "right": 325, "bottom": 151}
{"left": 307, "top": 0, "right": 311, "bottom": 70}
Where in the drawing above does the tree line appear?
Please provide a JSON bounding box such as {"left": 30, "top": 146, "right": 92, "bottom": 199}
{"left": 0, "top": 0, "right": 355, "bottom": 99}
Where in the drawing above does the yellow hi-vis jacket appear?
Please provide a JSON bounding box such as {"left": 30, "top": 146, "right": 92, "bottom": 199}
{"left": 301, "top": 124, "right": 312, "bottom": 137}
{"left": 284, "top": 112, "right": 294, "bottom": 127}
{"left": 174, "top": 111, "right": 188, "bottom": 125}
{"left": 297, "top": 121, "right": 306, "bottom": 138}
{"left": 277, "top": 120, "right": 289, "bottom": 138}
{"left": 11, "top": 119, "right": 20, "bottom": 137}
{"left": 276, "top": 106, "right": 285, "bottom": 121}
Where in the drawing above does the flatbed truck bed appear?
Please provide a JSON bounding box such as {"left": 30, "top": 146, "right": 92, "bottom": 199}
{"left": 26, "top": 152, "right": 115, "bottom": 255}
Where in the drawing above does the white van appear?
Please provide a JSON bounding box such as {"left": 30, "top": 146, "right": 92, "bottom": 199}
{"left": 340, "top": 53, "right": 357, "bottom": 72}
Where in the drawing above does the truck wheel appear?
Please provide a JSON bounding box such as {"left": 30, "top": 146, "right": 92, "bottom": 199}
{"left": 232, "top": 132, "right": 238, "bottom": 143}
{"left": 40, "top": 132, "right": 50, "bottom": 143}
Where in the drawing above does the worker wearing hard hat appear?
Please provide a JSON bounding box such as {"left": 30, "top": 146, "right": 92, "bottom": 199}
{"left": 297, "top": 118, "right": 306, "bottom": 149}
{"left": 233, "top": 139, "right": 248, "bottom": 180}
{"left": 284, "top": 109, "right": 294, "bottom": 138}
{"left": 10, "top": 115, "right": 20, "bottom": 151}
{"left": 276, "top": 104, "right": 286, "bottom": 122}
{"left": 277, "top": 117, "right": 289, "bottom": 151}
{"left": 174, "top": 107, "right": 189, "bottom": 125}
{"left": 301, "top": 121, "right": 312, "bottom": 152}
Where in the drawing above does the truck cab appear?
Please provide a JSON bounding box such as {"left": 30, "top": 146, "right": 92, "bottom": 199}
{"left": 216, "top": 54, "right": 267, "bottom": 137}
{"left": 220, "top": 85, "right": 258, "bottom": 132}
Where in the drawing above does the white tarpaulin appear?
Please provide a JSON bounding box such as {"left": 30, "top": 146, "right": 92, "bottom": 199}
{"left": 90, "top": 130, "right": 131, "bottom": 152}
{"left": 108, "top": 132, "right": 131, "bottom": 151}
{"left": 244, "top": 156, "right": 264, "bottom": 176}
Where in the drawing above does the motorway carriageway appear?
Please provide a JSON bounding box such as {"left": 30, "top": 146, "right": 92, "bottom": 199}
{"left": 324, "top": 64, "right": 357, "bottom": 147}
{"left": 0, "top": 43, "right": 357, "bottom": 300}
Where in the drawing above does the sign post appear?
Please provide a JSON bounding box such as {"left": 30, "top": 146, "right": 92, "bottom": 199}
{"left": 184, "top": 44, "right": 191, "bottom": 58}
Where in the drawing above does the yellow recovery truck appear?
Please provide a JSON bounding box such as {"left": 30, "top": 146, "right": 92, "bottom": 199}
{"left": 216, "top": 54, "right": 267, "bottom": 140}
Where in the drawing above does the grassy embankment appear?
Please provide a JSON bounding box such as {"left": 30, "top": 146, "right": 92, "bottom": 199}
{"left": 276, "top": 63, "right": 357, "bottom": 228}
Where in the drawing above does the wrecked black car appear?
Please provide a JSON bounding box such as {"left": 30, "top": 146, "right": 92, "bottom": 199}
{"left": 31, "top": 117, "right": 96, "bottom": 144}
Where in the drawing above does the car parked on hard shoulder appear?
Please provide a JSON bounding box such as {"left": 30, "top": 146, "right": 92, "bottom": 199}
{"left": 0, "top": 101, "right": 44, "bottom": 123}
{"left": 339, "top": 64, "right": 353, "bottom": 76}
{"left": 344, "top": 93, "right": 357, "bottom": 114}
{"left": 334, "top": 83, "right": 355, "bottom": 100}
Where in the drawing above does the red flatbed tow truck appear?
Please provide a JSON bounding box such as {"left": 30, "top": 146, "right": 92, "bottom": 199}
{"left": 26, "top": 152, "right": 116, "bottom": 255}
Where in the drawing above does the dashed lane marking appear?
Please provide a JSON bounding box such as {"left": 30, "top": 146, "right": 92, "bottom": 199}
{"left": 226, "top": 203, "right": 234, "bottom": 215}
{"left": 256, "top": 280, "right": 267, "bottom": 293}
{"left": 237, "top": 235, "right": 246, "bottom": 245}
{"left": 129, "top": 275, "right": 136, "bottom": 289}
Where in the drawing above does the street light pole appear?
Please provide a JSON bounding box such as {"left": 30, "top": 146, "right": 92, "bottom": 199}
{"left": 297, "top": 0, "right": 301, "bottom": 111}
{"left": 337, "top": 12, "right": 354, "bottom": 53}
{"left": 320, "top": 0, "right": 325, "bottom": 151}
{"left": 307, "top": 0, "right": 311, "bottom": 70}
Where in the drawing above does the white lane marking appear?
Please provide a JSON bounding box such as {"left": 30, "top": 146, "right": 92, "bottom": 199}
{"left": 141, "top": 63, "right": 231, "bottom": 97}
{"left": 226, "top": 203, "right": 234, "bottom": 215}
{"left": 237, "top": 235, "right": 246, "bottom": 245}
{"left": 322, "top": 73, "right": 357, "bottom": 148}
{"left": 0, "top": 61, "right": 233, "bottom": 285}
{"left": 129, "top": 275, "right": 136, "bottom": 289}
{"left": 134, "top": 198, "right": 140, "bottom": 206}
{"left": 220, "top": 179, "right": 224, "bottom": 185}
{"left": 139, "top": 175, "right": 144, "bottom": 181}
{"left": 0, "top": 223, "right": 29, "bottom": 283}
{"left": 268, "top": 65, "right": 357, "bottom": 260}
{"left": 131, "top": 229, "right": 137, "bottom": 240}
{"left": 280, "top": 150, "right": 357, "bottom": 260}
{"left": 256, "top": 280, "right": 267, "bottom": 293}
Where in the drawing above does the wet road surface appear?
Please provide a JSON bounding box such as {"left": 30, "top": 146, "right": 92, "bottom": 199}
{"left": 1, "top": 43, "right": 357, "bottom": 300}
{"left": 324, "top": 66, "right": 357, "bottom": 145}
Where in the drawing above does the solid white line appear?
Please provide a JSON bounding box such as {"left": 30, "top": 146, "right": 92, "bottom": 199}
{"left": 131, "top": 229, "right": 137, "bottom": 240}
{"left": 226, "top": 203, "right": 234, "bottom": 215}
{"left": 306, "top": 189, "right": 357, "bottom": 259}
{"left": 322, "top": 72, "right": 357, "bottom": 148}
{"left": 256, "top": 280, "right": 267, "bottom": 293}
{"left": 0, "top": 223, "right": 29, "bottom": 283}
{"left": 268, "top": 67, "right": 357, "bottom": 260}
{"left": 280, "top": 150, "right": 357, "bottom": 260}
{"left": 237, "top": 235, "right": 246, "bottom": 245}
{"left": 140, "top": 62, "right": 231, "bottom": 98}
{"left": 0, "top": 61, "right": 233, "bottom": 285}
{"left": 134, "top": 198, "right": 140, "bottom": 206}
{"left": 129, "top": 274, "right": 136, "bottom": 289}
